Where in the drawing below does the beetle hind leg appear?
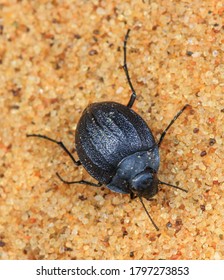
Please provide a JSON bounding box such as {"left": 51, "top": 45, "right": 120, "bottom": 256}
{"left": 123, "top": 29, "right": 137, "bottom": 109}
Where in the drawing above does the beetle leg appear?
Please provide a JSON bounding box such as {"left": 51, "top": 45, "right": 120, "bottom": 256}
{"left": 123, "top": 29, "right": 137, "bottom": 108}
{"left": 56, "top": 172, "right": 102, "bottom": 187}
{"left": 26, "top": 134, "right": 81, "bottom": 166}
{"left": 158, "top": 104, "right": 190, "bottom": 147}
{"left": 130, "top": 192, "right": 137, "bottom": 200}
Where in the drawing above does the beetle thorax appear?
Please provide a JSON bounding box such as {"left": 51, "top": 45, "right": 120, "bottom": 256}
{"left": 107, "top": 150, "right": 160, "bottom": 199}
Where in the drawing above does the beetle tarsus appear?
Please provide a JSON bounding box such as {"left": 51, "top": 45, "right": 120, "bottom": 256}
{"left": 123, "top": 29, "right": 137, "bottom": 108}
{"left": 158, "top": 104, "right": 190, "bottom": 147}
{"left": 130, "top": 192, "right": 137, "bottom": 200}
{"left": 26, "top": 133, "right": 81, "bottom": 166}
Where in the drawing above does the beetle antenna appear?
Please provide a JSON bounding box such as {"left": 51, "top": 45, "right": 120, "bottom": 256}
{"left": 138, "top": 196, "right": 159, "bottom": 231}
{"left": 159, "top": 181, "right": 188, "bottom": 193}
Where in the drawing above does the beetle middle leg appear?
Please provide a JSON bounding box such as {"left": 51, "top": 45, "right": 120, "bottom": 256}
{"left": 26, "top": 134, "right": 81, "bottom": 166}
{"left": 158, "top": 104, "right": 190, "bottom": 147}
{"left": 123, "top": 29, "right": 137, "bottom": 109}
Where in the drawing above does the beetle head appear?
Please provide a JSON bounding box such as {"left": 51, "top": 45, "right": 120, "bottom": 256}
{"left": 131, "top": 168, "right": 159, "bottom": 199}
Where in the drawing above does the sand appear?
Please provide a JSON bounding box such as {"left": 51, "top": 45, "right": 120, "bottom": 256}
{"left": 0, "top": 0, "right": 223, "bottom": 259}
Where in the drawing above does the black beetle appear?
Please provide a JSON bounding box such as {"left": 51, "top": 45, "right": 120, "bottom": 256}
{"left": 27, "top": 29, "right": 189, "bottom": 230}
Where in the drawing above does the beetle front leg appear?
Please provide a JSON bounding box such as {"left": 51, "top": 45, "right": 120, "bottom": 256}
{"left": 56, "top": 172, "right": 102, "bottom": 187}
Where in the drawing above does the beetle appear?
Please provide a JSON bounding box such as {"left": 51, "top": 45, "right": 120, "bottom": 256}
{"left": 27, "top": 29, "right": 189, "bottom": 230}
